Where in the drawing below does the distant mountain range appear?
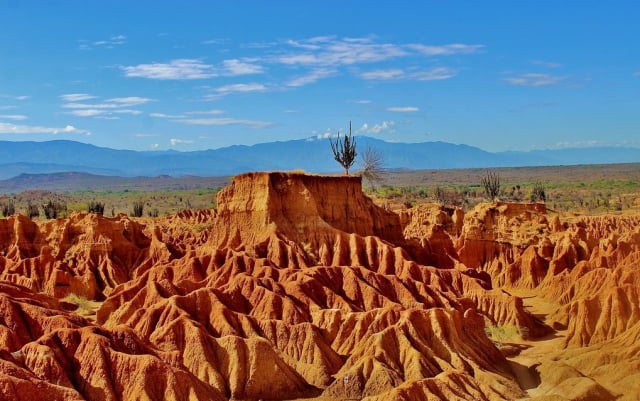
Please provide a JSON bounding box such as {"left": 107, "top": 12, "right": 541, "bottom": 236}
{"left": 0, "top": 137, "right": 639, "bottom": 181}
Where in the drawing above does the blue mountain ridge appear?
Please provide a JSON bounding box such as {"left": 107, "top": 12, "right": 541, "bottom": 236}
{"left": 0, "top": 137, "right": 638, "bottom": 179}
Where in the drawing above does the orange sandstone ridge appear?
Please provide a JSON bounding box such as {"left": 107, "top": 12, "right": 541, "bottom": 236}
{"left": 0, "top": 171, "right": 638, "bottom": 400}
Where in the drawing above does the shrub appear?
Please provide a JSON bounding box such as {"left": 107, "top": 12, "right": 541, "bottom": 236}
{"left": 87, "top": 201, "right": 105, "bottom": 214}
{"left": 531, "top": 182, "right": 546, "bottom": 202}
{"left": 132, "top": 201, "right": 144, "bottom": 217}
{"left": 1, "top": 200, "right": 15, "bottom": 217}
{"left": 433, "top": 186, "right": 447, "bottom": 206}
{"left": 26, "top": 203, "right": 40, "bottom": 219}
{"left": 43, "top": 200, "right": 67, "bottom": 219}
{"left": 481, "top": 170, "right": 500, "bottom": 200}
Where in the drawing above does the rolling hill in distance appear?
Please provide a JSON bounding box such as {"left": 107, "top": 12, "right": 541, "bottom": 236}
{"left": 0, "top": 138, "right": 639, "bottom": 182}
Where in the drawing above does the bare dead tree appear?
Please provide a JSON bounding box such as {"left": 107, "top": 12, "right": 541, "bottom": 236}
{"left": 360, "top": 145, "right": 385, "bottom": 186}
{"left": 329, "top": 121, "right": 357, "bottom": 175}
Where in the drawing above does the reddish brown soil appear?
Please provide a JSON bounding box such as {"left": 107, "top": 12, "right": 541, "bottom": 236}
{"left": 0, "top": 171, "right": 638, "bottom": 400}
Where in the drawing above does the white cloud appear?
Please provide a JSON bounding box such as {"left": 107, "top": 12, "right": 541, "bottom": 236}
{"left": 283, "top": 109, "right": 300, "bottom": 113}
{"left": 106, "top": 96, "right": 154, "bottom": 106}
{"left": 80, "top": 34, "right": 127, "bottom": 50}
{"left": 360, "top": 67, "right": 456, "bottom": 81}
{"left": 360, "top": 69, "right": 404, "bottom": 80}
{"left": 149, "top": 112, "right": 184, "bottom": 118}
{"left": 63, "top": 97, "right": 151, "bottom": 118}
{"left": 0, "top": 114, "right": 27, "bottom": 121}
{"left": 287, "top": 68, "right": 336, "bottom": 87}
{"left": 13, "top": 95, "right": 30, "bottom": 101}
{"left": 358, "top": 121, "right": 395, "bottom": 134}
{"left": 184, "top": 109, "right": 225, "bottom": 115}
{"left": 68, "top": 109, "right": 107, "bottom": 117}
{"left": 276, "top": 37, "right": 407, "bottom": 66}
{"left": 0, "top": 105, "right": 16, "bottom": 110}
{"left": 531, "top": 60, "right": 562, "bottom": 68}
{"left": 134, "top": 133, "right": 159, "bottom": 137}
{"left": 114, "top": 109, "right": 143, "bottom": 115}
{"left": 504, "top": 73, "right": 565, "bottom": 87}
{"left": 222, "top": 59, "right": 264, "bottom": 75}
{"left": 60, "top": 93, "right": 96, "bottom": 102}
{"left": 170, "top": 138, "right": 195, "bottom": 146}
{"left": 350, "top": 99, "right": 372, "bottom": 104}
{"left": 122, "top": 59, "right": 217, "bottom": 80}
{"left": 411, "top": 67, "right": 457, "bottom": 81}
{"left": 408, "top": 43, "right": 484, "bottom": 55}
{"left": 386, "top": 106, "right": 419, "bottom": 112}
{"left": 204, "top": 83, "right": 268, "bottom": 100}
{"left": 177, "top": 117, "right": 272, "bottom": 128}
{"left": 0, "top": 123, "right": 89, "bottom": 135}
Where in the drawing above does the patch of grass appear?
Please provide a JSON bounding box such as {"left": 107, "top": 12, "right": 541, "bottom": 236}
{"left": 484, "top": 324, "right": 527, "bottom": 344}
{"left": 61, "top": 293, "right": 102, "bottom": 321}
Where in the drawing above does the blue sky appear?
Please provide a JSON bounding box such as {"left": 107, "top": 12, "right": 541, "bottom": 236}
{"left": 0, "top": 1, "right": 638, "bottom": 152}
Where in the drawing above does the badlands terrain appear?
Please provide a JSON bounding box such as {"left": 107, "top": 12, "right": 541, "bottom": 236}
{"left": 1, "top": 171, "right": 639, "bottom": 400}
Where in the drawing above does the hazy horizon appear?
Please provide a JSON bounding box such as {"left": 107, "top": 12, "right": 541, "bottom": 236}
{"left": 1, "top": 2, "right": 639, "bottom": 154}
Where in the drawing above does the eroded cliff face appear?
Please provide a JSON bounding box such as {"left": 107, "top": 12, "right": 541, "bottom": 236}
{"left": 0, "top": 172, "right": 638, "bottom": 401}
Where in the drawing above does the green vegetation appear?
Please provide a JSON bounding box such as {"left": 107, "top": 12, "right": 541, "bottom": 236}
{"left": 42, "top": 200, "right": 67, "bottom": 219}
{"left": 0, "top": 187, "right": 220, "bottom": 220}
{"left": 484, "top": 324, "right": 526, "bottom": 344}
{"left": 132, "top": 201, "right": 144, "bottom": 217}
{"left": 61, "top": 293, "right": 101, "bottom": 321}
{"left": 365, "top": 164, "right": 640, "bottom": 215}
{"left": 87, "top": 201, "right": 105, "bottom": 214}
{"left": 0, "top": 200, "right": 15, "bottom": 217}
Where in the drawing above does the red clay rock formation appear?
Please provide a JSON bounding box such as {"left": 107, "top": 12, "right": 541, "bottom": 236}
{"left": 1, "top": 172, "right": 640, "bottom": 400}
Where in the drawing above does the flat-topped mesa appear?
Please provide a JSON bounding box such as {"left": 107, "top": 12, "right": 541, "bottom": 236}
{"left": 213, "top": 172, "right": 404, "bottom": 249}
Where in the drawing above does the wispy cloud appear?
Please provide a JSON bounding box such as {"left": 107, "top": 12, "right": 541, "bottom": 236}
{"left": 79, "top": 34, "right": 127, "bottom": 50}
{"left": 176, "top": 117, "right": 272, "bottom": 128}
{"left": 0, "top": 114, "right": 27, "bottom": 121}
{"left": 360, "top": 69, "right": 404, "bottom": 80}
{"left": 412, "top": 67, "right": 457, "bottom": 81}
{"left": 386, "top": 106, "right": 419, "bottom": 112}
{"left": 358, "top": 121, "right": 395, "bottom": 134}
{"left": 0, "top": 123, "right": 89, "bottom": 135}
{"left": 150, "top": 112, "right": 185, "bottom": 118}
{"left": 60, "top": 93, "right": 96, "bottom": 102}
{"left": 62, "top": 96, "right": 153, "bottom": 118}
{"left": 204, "top": 83, "right": 268, "bottom": 100}
{"left": 634, "top": 71, "right": 640, "bottom": 77}
{"left": 287, "top": 68, "right": 336, "bottom": 87}
{"left": 106, "top": 97, "right": 154, "bottom": 107}
{"left": 185, "top": 109, "right": 225, "bottom": 115}
{"left": 170, "top": 138, "right": 194, "bottom": 146}
{"left": 1, "top": 94, "right": 29, "bottom": 101}
{"left": 407, "top": 43, "right": 484, "bottom": 55}
{"left": 531, "top": 60, "right": 562, "bottom": 69}
{"left": 350, "top": 99, "right": 372, "bottom": 104}
{"left": 360, "top": 66, "right": 456, "bottom": 81}
{"left": 504, "top": 73, "right": 565, "bottom": 87}
{"left": 122, "top": 59, "right": 217, "bottom": 80}
{"left": 222, "top": 59, "right": 264, "bottom": 75}
{"left": 67, "top": 109, "right": 107, "bottom": 117}
{"left": 276, "top": 36, "right": 407, "bottom": 66}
